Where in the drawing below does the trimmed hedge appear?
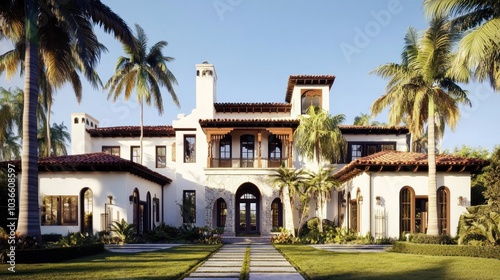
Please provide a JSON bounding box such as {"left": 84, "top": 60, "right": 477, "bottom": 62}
{"left": 392, "top": 242, "right": 500, "bottom": 259}
{"left": 3, "top": 243, "right": 104, "bottom": 263}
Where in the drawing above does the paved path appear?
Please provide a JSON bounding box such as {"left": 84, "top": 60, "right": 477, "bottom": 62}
{"left": 184, "top": 244, "right": 304, "bottom": 280}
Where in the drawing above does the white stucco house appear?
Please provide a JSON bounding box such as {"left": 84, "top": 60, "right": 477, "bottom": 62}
{"left": 2, "top": 62, "right": 487, "bottom": 238}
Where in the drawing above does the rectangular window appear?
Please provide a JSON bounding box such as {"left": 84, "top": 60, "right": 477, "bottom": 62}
{"left": 184, "top": 135, "right": 196, "bottom": 163}
{"left": 102, "top": 146, "right": 120, "bottom": 156}
{"left": 131, "top": 146, "right": 140, "bottom": 163}
{"left": 41, "top": 195, "right": 78, "bottom": 225}
{"left": 346, "top": 142, "right": 396, "bottom": 162}
{"left": 182, "top": 190, "right": 196, "bottom": 223}
{"left": 156, "top": 146, "right": 167, "bottom": 168}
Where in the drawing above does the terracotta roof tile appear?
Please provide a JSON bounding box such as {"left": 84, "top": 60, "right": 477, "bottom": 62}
{"left": 339, "top": 125, "right": 409, "bottom": 135}
{"left": 199, "top": 118, "right": 300, "bottom": 128}
{"left": 87, "top": 125, "right": 174, "bottom": 137}
{"left": 214, "top": 102, "right": 291, "bottom": 113}
{"left": 0, "top": 153, "right": 172, "bottom": 186}
{"left": 334, "top": 150, "right": 488, "bottom": 183}
{"left": 285, "top": 75, "right": 335, "bottom": 103}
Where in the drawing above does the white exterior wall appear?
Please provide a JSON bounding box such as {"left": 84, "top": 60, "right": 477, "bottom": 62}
{"left": 71, "top": 113, "right": 99, "bottom": 155}
{"left": 290, "top": 85, "right": 331, "bottom": 117}
{"left": 342, "top": 172, "right": 471, "bottom": 238}
{"left": 39, "top": 172, "right": 161, "bottom": 235}
{"left": 344, "top": 134, "right": 408, "bottom": 151}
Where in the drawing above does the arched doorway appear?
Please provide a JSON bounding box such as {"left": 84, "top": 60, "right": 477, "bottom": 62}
{"left": 235, "top": 183, "right": 260, "bottom": 234}
{"left": 80, "top": 188, "right": 93, "bottom": 233}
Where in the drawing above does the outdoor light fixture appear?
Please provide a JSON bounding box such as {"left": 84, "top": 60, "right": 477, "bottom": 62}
{"left": 358, "top": 195, "right": 364, "bottom": 205}
{"left": 129, "top": 195, "right": 134, "bottom": 204}
{"left": 341, "top": 199, "right": 347, "bottom": 208}
{"left": 376, "top": 196, "right": 382, "bottom": 205}
{"left": 108, "top": 195, "right": 113, "bottom": 205}
{"left": 458, "top": 196, "right": 465, "bottom": 206}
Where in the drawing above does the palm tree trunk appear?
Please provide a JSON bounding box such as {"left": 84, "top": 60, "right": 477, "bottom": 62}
{"left": 427, "top": 94, "right": 438, "bottom": 235}
{"left": 318, "top": 191, "right": 324, "bottom": 232}
{"left": 45, "top": 100, "right": 51, "bottom": 157}
{"left": 18, "top": 0, "right": 41, "bottom": 238}
{"left": 282, "top": 185, "right": 295, "bottom": 237}
{"left": 140, "top": 97, "right": 144, "bottom": 165}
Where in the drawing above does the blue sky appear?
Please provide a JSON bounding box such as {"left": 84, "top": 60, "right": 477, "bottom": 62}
{"left": 1, "top": 0, "right": 499, "bottom": 152}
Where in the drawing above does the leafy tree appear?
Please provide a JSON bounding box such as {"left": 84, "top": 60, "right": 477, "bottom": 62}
{"left": 425, "top": 0, "right": 500, "bottom": 91}
{"left": 353, "top": 113, "right": 386, "bottom": 126}
{"left": 105, "top": 24, "right": 179, "bottom": 165}
{"left": 370, "top": 17, "right": 470, "bottom": 235}
{"left": 270, "top": 166, "right": 307, "bottom": 236}
{"left": 38, "top": 122, "right": 71, "bottom": 157}
{"left": 484, "top": 146, "right": 500, "bottom": 212}
{"left": 0, "top": 0, "right": 135, "bottom": 237}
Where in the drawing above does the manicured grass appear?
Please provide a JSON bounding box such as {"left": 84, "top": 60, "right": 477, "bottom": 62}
{"left": 0, "top": 244, "right": 220, "bottom": 279}
{"left": 276, "top": 245, "right": 500, "bottom": 280}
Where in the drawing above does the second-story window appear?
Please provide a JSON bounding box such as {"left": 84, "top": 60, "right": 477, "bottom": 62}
{"left": 156, "top": 146, "right": 166, "bottom": 168}
{"left": 184, "top": 135, "right": 196, "bottom": 163}
{"left": 240, "top": 134, "right": 254, "bottom": 167}
{"left": 268, "top": 135, "right": 282, "bottom": 168}
{"left": 344, "top": 142, "right": 396, "bottom": 163}
{"left": 102, "top": 146, "right": 120, "bottom": 157}
{"left": 131, "top": 146, "right": 140, "bottom": 163}
{"left": 219, "top": 135, "right": 232, "bottom": 167}
{"left": 301, "top": 89, "right": 322, "bottom": 114}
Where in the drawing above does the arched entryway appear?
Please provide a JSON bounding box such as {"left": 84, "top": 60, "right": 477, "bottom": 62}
{"left": 80, "top": 188, "right": 93, "bottom": 233}
{"left": 235, "top": 183, "right": 261, "bottom": 234}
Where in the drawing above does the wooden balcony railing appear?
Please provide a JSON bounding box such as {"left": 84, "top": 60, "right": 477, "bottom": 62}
{"left": 209, "top": 158, "right": 289, "bottom": 168}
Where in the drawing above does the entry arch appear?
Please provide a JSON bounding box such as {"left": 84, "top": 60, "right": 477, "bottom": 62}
{"left": 235, "top": 183, "right": 261, "bottom": 234}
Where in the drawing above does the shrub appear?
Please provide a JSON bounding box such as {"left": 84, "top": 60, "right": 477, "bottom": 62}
{"left": 409, "top": 233, "right": 456, "bottom": 245}
{"left": 392, "top": 241, "right": 500, "bottom": 259}
{"left": 271, "top": 227, "right": 299, "bottom": 244}
{"left": 110, "top": 219, "right": 136, "bottom": 244}
{"left": 57, "top": 232, "right": 100, "bottom": 247}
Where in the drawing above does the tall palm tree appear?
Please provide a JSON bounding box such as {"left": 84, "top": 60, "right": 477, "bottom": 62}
{"left": 353, "top": 112, "right": 387, "bottom": 126}
{"left": 295, "top": 107, "right": 347, "bottom": 169}
{"left": 0, "top": 0, "right": 135, "bottom": 237}
{"left": 105, "top": 24, "right": 179, "bottom": 165}
{"left": 294, "top": 107, "right": 346, "bottom": 232}
{"left": 0, "top": 131, "right": 20, "bottom": 161}
{"left": 306, "top": 167, "right": 340, "bottom": 232}
{"left": 270, "top": 166, "right": 307, "bottom": 236}
{"left": 370, "top": 17, "right": 470, "bottom": 235}
{"left": 38, "top": 122, "right": 70, "bottom": 157}
{"left": 424, "top": 0, "right": 500, "bottom": 91}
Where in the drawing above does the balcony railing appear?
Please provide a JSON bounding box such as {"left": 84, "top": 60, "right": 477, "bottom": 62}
{"left": 210, "top": 157, "right": 289, "bottom": 168}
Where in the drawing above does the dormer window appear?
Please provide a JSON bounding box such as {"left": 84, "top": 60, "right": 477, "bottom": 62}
{"left": 301, "top": 89, "right": 322, "bottom": 114}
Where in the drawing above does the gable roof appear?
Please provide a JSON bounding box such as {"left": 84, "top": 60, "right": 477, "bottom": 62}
{"left": 87, "top": 126, "right": 175, "bottom": 138}
{"left": 0, "top": 153, "right": 172, "bottom": 186}
{"left": 285, "top": 75, "right": 335, "bottom": 103}
{"left": 334, "top": 150, "right": 488, "bottom": 183}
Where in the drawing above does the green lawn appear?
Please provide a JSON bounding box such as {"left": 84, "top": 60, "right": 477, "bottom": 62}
{"left": 0, "top": 244, "right": 220, "bottom": 279}
{"left": 276, "top": 245, "right": 500, "bottom": 280}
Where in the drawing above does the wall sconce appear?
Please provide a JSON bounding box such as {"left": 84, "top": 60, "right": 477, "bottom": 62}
{"left": 376, "top": 196, "right": 382, "bottom": 205}
{"left": 358, "top": 195, "right": 364, "bottom": 205}
{"left": 458, "top": 196, "right": 465, "bottom": 206}
{"left": 341, "top": 199, "right": 347, "bottom": 208}
{"left": 107, "top": 195, "right": 113, "bottom": 205}
{"left": 129, "top": 195, "right": 134, "bottom": 204}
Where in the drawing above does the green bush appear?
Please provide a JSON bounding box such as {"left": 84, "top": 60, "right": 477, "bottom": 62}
{"left": 4, "top": 243, "right": 105, "bottom": 263}
{"left": 271, "top": 227, "right": 299, "bottom": 244}
{"left": 392, "top": 241, "right": 500, "bottom": 259}
{"left": 409, "top": 233, "right": 456, "bottom": 245}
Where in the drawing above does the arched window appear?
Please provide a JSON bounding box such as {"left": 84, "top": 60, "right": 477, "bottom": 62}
{"left": 80, "top": 188, "right": 93, "bottom": 233}
{"left": 301, "top": 90, "right": 322, "bottom": 114}
{"left": 132, "top": 189, "right": 140, "bottom": 234}
{"left": 240, "top": 135, "right": 254, "bottom": 167}
{"left": 216, "top": 198, "right": 227, "bottom": 228}
{"left": 74, "top": 117, "right": 79, "bottom": 124}
{"left": 437, "top": 186, "right": 450, "bottom": 235}
{"left": 219, "top": 135, "right": 232, "bottom": 167}
{"left": 268, "top": 135, "right": 282, "bottom": 167}
{"left": 400, "top": 186, "right": 415, "bottom": 234}
{"left": 271, "top": 198, "right": 283, "bottom": 228}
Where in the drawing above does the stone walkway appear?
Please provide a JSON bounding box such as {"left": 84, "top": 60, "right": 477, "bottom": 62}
{"left": 184, "top": 244, "right": 304, "bottom": 280}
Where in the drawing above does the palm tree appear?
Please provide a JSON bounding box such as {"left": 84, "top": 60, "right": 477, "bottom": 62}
{"left": 353, "top": 112, "right": 387, "bottom": 126}
{"left": 0, "top": 0, "right": 135, "bottom": 237}
{"left": 105, "top": 24, "right": 179, "bottom": 165}
{"left": 270, "top": 166, "right": 307, "bottom": 236}
{"left": 38, "top": 122, "right": 71, "bottom": 157}
{"left": 307, "top": 167, "right": 340, "bottom": 233}
{"left": 424, "top": 0, "right": 500, "bottom": 91}
{"left": 0, "top": 131, "right": 21, "bottom": 161}
{"left": 295, "top": 107, "right": 347, "bottom": 168}
{"left": 370, "top": 17, "right": 470, "bottom": 235}
{"left": 294, "top": 107, "right": 346, "bottom": 232}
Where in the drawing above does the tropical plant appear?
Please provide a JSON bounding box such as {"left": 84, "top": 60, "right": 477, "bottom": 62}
{"left": 306, "top": 167, "right": 341, "bottom": 232}
{"left": 484, "top": 146, "right": 500, "bottom": 212}
{"left": 353, "top": 113, "right": 386, "bottom": 126}
{"left": 295, "top": 106, "right": 347, "bottom": 167}
{"left": 424, "top": 0, "right": 500, "bottom": 91}
{"left": 370, "top": 16, "right": 470, "bottom": 235}
{"left": 269, "top": 166, "right": 307, "bottom": 236}
{"left": 110, "top": 219, "right": 136, "bottom": 244}
{"left": 0, "top": 0, "right": 135, "bottom": 237}
{"left": 457, "top": 205, "right": 500, "bottom": 246}
{"left": 105, "top": 24, "right": 179, "bottom": 165}
{"left": 38, "top": 122, "right": 71, "bottom": 157}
